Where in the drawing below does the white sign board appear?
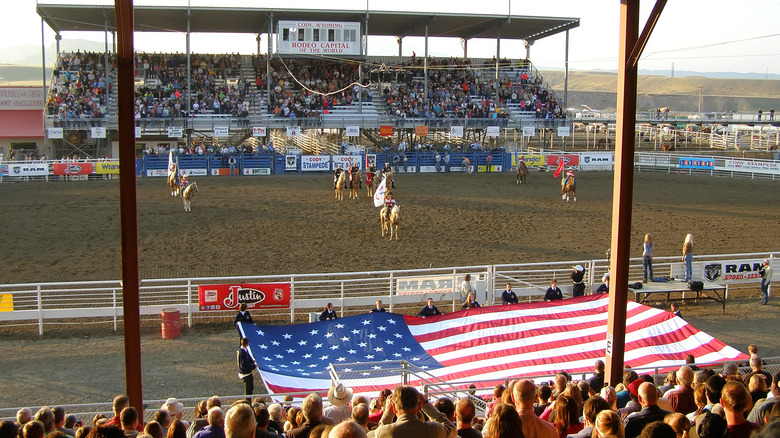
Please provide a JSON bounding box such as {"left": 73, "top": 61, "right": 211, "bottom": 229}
{"left": 332, "top": 155, "right": 363, "bottom": 169}
{"left": 252, "top": 127, "right": 267, "bottom": 137}
{"left": 486, "top": 126, "right": 500, "bottom": 137}
{"left": 286, "top": 155, "right": 298, "bottom": 171}
{"left": 522, "top": 126, "right": 536, "bottom": 137}
{"left": 301, "top": 155, "right": 331, "bottom": 171}
{"left": 450, "top": 126, "right": 464, "bottom": 137}
{"left": 214, "top": 126, "right": 229, "bottom": 138}
{"left": 135, "top": 127, "right": 142, "bottom": 138}
{"left": 277, "top": 20, "right": 361, "bottom": 56}
{"left": 90, "top": 127, "right": 106, "bottom": 139}
{"left": 7, "top": 163, "right": 48, "bottom": 176}
{"left": 580, "top": 152, "right": 614, "bottom": 168}
{"left": 722, "top": 159, "right": 780, "bottom": 174}
{"left": 287, "top": 126, "right": 301, "bottom": 137}
{"left": 558, "top": 127, "right": 571, "bottom": 137}
{"left": 47, "top": 128, "right": 63, "bottom": 139}
{"left": 168, "top": 127, "right": 183, "bottom": 138}
{"left": 345, "top": 126, "right": 360, "bottom": 137}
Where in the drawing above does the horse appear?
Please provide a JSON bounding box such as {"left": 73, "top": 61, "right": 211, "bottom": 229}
{"left": 349, "top": 169, "right": 362, "bottom": 199}
{"left": 182, "top": 181, "right": 199, "bottom": 212}
{"left": 661, "top": 143, "right": 675, "bottom": 152}
{"left": 516, "top": 162, "right": 529, "bottom": 184}
{"left": 561, "top": 174, "right": 577, "bottom": 202}
{"left": 383, "top": 169, "right": 395, "bottom": 188}
{"left": 380, "top": 205, "right": 401, "bottom": 240}
{"left": 167, "top": 167, "right": 180, "bottom": 196}
{"left": 334, "top": 171, "right": 346, "bottom": 200}
{"left": 365, "top": 170, "right": 377, "bottom": 197}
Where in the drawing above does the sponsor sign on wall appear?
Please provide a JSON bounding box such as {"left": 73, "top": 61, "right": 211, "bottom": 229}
{"left": 0, "top": 87, "right": 44, "bottom": 110}
{"left": 252, "top": 126, "right": 267, "bottom": 137}
{"left": 286, "top": 155, "right": 298, "bottom": 171}
{"left": 301, "top": 155, "right": 331, "bottom": 171}
{"left": 333, "top": 155, "right": 363, "bottom": 169}
{"left": 95, "top": 162, "right": 121, "bottom": 174}
{"left": 512, "top": 154, "right": 545, "bottom": 167}
{"left": 415, "top": 126, "right": 429, "bottom": 137}
{"left": 47, "top": 128, "right": 63, "bottom": 139}
{"left": 679, "top": 157, "right": 714, "bottom": 169}
{"left": 198, "top": 283, "right": 290, "bottom": 311}
{"left": 135, "top": 127, "right": 142, "bottom": 138}
{"left": 700, "top": 258, "right": 773, "bottom": 284}
{"left": 367, "top": 154, "right": 377, "bottom": 169}
{"left": 287, "top": 126, "right": 301, "bottom": 137}
{"left": 558, "top": 127, "right": 571, "bottom": 137}
{"left": 8, "top": 163, "right": 48, "bottom": 176}
{"left": 147, "top": 169, "right": 170, "bottom": 177}
{"left": 379, "top": 126, "right": 393, "bottom": 136}
{"left": 214, "top": 126, "right": 229, "bottom": 138}
{"left": 277, "top": 21, "right": 361, "bottom": 56}
{"left": 522, "top": 127, "right": 536, "bottom": 137}
{"left": 243, "top": 168, "right": 271, "bottom": 175}
{"left": 168, "top": 127, "right": 183, "bottom": 138}
{"left": 345, "top": 126, "right": 360, "bottom": 137}
{"left": 486, "top": 126, "right": 500, "bottom": 137}
{"left": 90, "top": 127, "right": 106, "bottom": 139}
{"left": 53, "top": 162, "right": 94, "bottom": 175}
{"left": 395, "top": 275, "right": 455, "bottom": 296}
{"left": 580, "top": 152, "right": 614, "bottom": 168}
{"left": 450, "top": 126, "right": 464, "bottom": 137}
{"left": 180, "top": 169, "right": 208, "bottom": 177}
{"left": 722, "top": 159, "right": 780, "bottom": 174}
{"left": 546, "top": 154, "right": 580, "bottom": 166}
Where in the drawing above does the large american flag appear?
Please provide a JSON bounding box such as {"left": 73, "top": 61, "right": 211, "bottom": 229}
{"left": 238, "top": 295, "right": 747, "bottom": 395}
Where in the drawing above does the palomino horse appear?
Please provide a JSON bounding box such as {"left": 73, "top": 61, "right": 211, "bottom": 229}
{"left": 516, "top": 162, "right": 529, "bottom": 184}
{"left": 168, "top": 167, "right": 180, "bottom": 196}
{"left": 383, "top": 169, "right": 395, "bottom": 188}
{"left": 334, "top": 171, "right": 346, "bottom": 200}
{"left": 380, "top": 205, "right": 401, "bottom": 240}
{"left": 561, "top": 174, "right": 576, "bottom": 202}
{"left": 182, "top": 181, "right": 199, "bottom": 212}
{"left": 349, "top": 169, "right": 362, "bottom": 199}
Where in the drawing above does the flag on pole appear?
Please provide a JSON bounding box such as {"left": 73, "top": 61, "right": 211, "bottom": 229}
{"left": 373, "top": 176, "right": 387, "bottom": 207}
{"left": 238, "top": 295, "right": 748, "bottom": 396}
{"left": 553, "top": 158, "right": 565, "bottom": 178}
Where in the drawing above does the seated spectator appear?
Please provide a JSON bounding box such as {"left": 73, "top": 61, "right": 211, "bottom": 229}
{"left": 720, "top": 381, "right": 758, "bottom": 438}
{"left": 600, "top": 387, "right": 618, "bottom": 412}
{"left": 433, "top": 398, "right": 456, "bottom": 424}
{"left": 372, "top": 385, "right": 455, "bottom": 438}
{"left": 265, "top": 404, "right": 284, "bottom": 435}
{"left": 544, "top": 280, "right": 563, "bottom": 302}
{"left": 742, "top": 355, "right": 772, "bottom": 388}
{"left": 167, "top": 420, "right": 187, "bottom": 438}
{"left": 462, "top": 294, "right": 480, "bottom": 310}
{"left": 52, "top": 408, "right": 75, "bottom": 438}
{"left": 85, "top": 426, "right": 125, "bottom": 438}
{"left": 329, "top": 421, "right": 365, "bottom": 438}
{"left": 594, "top": 410, "right": 624, "bottom": 438}
{"left": 624, "top": 382, "right": 671, "bottom": 438}
{"left": 350, "top": 405, "right": 370, "bottom": 433}
{"left": 617, "top": 371, "right": 639, "bottom": 410}
{"left": 501, "top": 284, "right": 518, "bottom": 305}
{"left": 192, "top": 408, "right": 224, "bottom": 438}
{"left": 417, "top": 298, "right": 442, "bottom": 318}
{"left": 658, "top": 373, "right": 676, "bottom": 396}
{"left": 34, "top": 409, "right": 54, "bottom": 436}
{"left": 144, "top": 423, "right": 163, "bottom": 438}
{"left": 721, "top": 363, "right": 740, "bottom": 381}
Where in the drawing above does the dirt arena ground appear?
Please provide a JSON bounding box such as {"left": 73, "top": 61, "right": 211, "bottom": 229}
{"left": 0, "top": 170, "right": 778, "bottom": 409}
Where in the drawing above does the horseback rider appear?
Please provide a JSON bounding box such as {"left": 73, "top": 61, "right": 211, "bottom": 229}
{"left": 179, "top": 173, "right": 189, "bottom": 191}
{"left": 384, "top": 192, "right": 397, "bottom": 221}
{"left": 565, "top": 167, "right": 575, "bottom": 184}
{"left": 333, "top": 164, "right": 343, "bottom": 189}
{"left": 381, "top": 162, "right": 391, "bottom": 176}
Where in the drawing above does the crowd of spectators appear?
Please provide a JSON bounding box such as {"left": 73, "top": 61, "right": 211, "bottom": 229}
{"left": 4, "top": 346, "right": 777, "bottom": 438}
{"left": 46, "top": 51, "right": 111, "bottom": 120}
{"left": 252, "top": 56, "right": 371, "bottom": 118}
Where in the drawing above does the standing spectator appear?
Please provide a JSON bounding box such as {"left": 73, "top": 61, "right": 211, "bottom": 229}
{"left": 237, "top": 338, "right": 256, "bottom": 400}
{"left": 53, "top": 408, "right": 75, "bottom": 437}
{"left": 417, "top": 298, "right": 442, "bottom": 318}
{"left": 16, "top": 409, "right": 32, "bottom": 431}
{"left": 483, "top": 403, "right": 523, "bottom": 438}
{"left": 642, "top": 234, "right": 654, "bottom": 283}
{"left": 370, "top": 300, "right": 388, "bottom": 313}
{"left": 34, "top": 409, "right": 54, "bottom": 436}
{"left": 571, "top": 266, "right": 586, "bottom": 298}
{"left": 435, "top": 152, "right": 442, "bottom": 173}
{"left": 770, "top": 108, "right": 775, "bottom": 121}
{"left": 663, "top": 413, "right": 690, "bottom": 438}
{"left": 623, "top": 383, "right": 671, "bottom": 438}
{"left": 286, "top": 394, "right": 328, "bottom": 438}
{"left": 682, "top": 235, "right": 693, "bottom": 282}
{"left": 443, "top": 153, "right": 450, "bottom": 173}
{"left": 372, "top": 385, "right": 456, "bottom": 438}
{"left": 120, "top": 408, "right": 140, "bottom": 438}
{"left": 23, "top": 421, "right": 44, "bottom": 438}
{"left": 588, "top": 360, "right": 606, "bottom": 394}
{"left": 748, "top": 375, "right": 768, "bottom": 407}
{"left": 512, "top": 380, "right": 558, "bottom": 438}
{"left": 392, "top": 154, "right": 400, "bottom": 174}
{"left": 228, "top": 156, "right": 237, "bottom": 176}
{"left": 720, "top": 382, "right": 759, "bottom": 438}
{"left": 319, "top": 303, "right": 338, "bottom": 321}
{"left": 758, "top": 259, "right": 772, "bottom": 305}
{"left": 1, "top": 421, "right": 19, "bottom": 438}
{"left": 330, "top": 421, "right": 366, "bottom": 438}
{"left": 553, "top": 396, "right": 583, "bottom": 438}
{"left": 234, "top": 304, "right": 254, "bottom": 336}
{"left": 225, "top": 405, "right": 256, "bottom": 438}
{"left": 455, "top": 399, "right": 480, "bottom": 438}
{"left": 501, "top": 284, "right": 519, "bottom": 305}
{"left": 253, "top": 407, "right": 281, "bottom": 438}
{"left": 748, "top": 370, "right": 780, "bottom": 423}
{"left": 460, "top": 275, "right": 476, "bottom": 303}
{"left": 741, "top": 355, "right": 772, "bottom": 388}
{"left": 570, "top": 396, "right": 611, "bottom": 438}
{"left": 545, "top": 279, "right": 563, "bottom": 302}
{"left": 666, "top": 366, "right": 696, "bottom": 415}
{"left": 757, "top": 108, "right": 763, "bottom": 121}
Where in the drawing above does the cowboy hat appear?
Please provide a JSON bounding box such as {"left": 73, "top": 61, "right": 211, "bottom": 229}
{"left": 161, "top": 398, "right": 184, "bottom": 415}
{"left": 573, "top": 265, "right": 584, "bottom": 272}
{"left": 327, "top": 383, "right": 353, "bottom": 408}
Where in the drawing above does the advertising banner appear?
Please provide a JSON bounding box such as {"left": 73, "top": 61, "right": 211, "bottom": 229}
{"left": 243, "top": 168, "right": 271, "bottom": 175}
{"left": 47, "top": 127, "right": 63, "bottom": 139}
{"left": 252, "top": 126, "right": 267, "bottom": 137}
{"left": 486, "top": 126, "right": 500, "bottom": 137}
{"left": 699, "top": 258, "right": 772, "bottom": 284}
{"left": 214, "top": 126, "right": 229, "bottom": 138}
{"left": 722, "top": 159, "right": 780, "bottom": 174}
{"left": 333, "top": 155, "right": 363, "bottom": 169}
{"left": 546, "top": 154, "right": 580, "bottom": 166}
{"left": 90, "top": 127, "right": 106, "bottom": 139}
{"left": 287, "top": 126, "right": 301, "bottom": 137}
{"left": 135, "top": 127, "right": 142, "bottom": 138}
{"left": 512, "top": 154, "right": 545, "bottom": 167}
{"left": 522, "top": 126, "right": 536, "bottom": 137}
{"left": 367, "top": 154, "right": 377, "bottom": 169}
{"left": 345, "top": 126, "right": 360, "bottom": 137}
{"left": 395, "top": 275, "right": 455, "bottom": 296}
{"left": 450, "top": 126, "right": 464, "bottom": 137}
{"left": 557, "top": 127, "right": 571, "bottom": 137}
{"left": 7, "top": 163, "right": 48, "bottom": 176}
{"left": 95, "top": 162, "right": 121, "bottom": 174}
{"left": 168, "top": 127, "right": 183, "bottom": 138}
{"left": 286, "top": 155, "right": 298, "bottom": 171}
{"left": 301, "top": 155, "right": 331, "bottom": 171}
{"left": 277, "top": 21, "right": 361, "bottom": 56}
{"left": 53, "top": 162, "right": 94, "bottom": 175}
{"left": 147, "top": 169, "right": 170, "bottom": 177}
{"left": 180, "top": 169, "right": 208, "bottom": 177}
{"left": 679, "top": 157, "right": 715, "bottom": 169}
{"left": 379, "top": 126, "right": 393, "bottom": 137}
{"left": 580, "top": 152, "right": 614, "bottom": 168}
{"left": 415, "top": 125, "right": 429, "bottom": 137}
{"left": 198, "top": 283, "right": 291, "bottom": 311}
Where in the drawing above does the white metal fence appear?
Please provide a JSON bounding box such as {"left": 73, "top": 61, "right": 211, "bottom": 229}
{"left": 0, "top": 252, "right": 775, "bottom": 335}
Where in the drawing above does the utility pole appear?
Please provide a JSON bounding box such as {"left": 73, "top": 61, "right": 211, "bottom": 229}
{"left": 698, "top": 86, "right": 703, "bottom": 114}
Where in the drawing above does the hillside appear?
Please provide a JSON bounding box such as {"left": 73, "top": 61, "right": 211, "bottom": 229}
{"left": 543, "top": 70, "right": 780, "bottom": 113}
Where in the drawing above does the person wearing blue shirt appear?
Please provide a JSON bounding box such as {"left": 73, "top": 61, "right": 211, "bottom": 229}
{"left": 501, "top": 283, "right": 519, "bottom": 305}
{"left": 370, "top": 300, "right": 388, "bottom": 313}
{"left": 544, "top": 279, "right": 564, "bottom": 302}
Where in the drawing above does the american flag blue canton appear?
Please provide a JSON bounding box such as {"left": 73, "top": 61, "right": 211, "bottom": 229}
{"left": 238, "top": 312, "right": 442, "bottom": 379}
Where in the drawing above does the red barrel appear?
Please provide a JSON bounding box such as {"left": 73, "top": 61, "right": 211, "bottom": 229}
{"left": 161, "top": 308, "right": 181, "bottom": 339}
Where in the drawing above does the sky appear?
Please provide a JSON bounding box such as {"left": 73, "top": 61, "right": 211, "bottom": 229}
{"left": 3, "top": 0, "right": 780, "bottom": 75}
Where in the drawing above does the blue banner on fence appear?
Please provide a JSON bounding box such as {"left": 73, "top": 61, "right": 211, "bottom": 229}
{"left": 678, "top": 157, "right": 715, "bottom": 169}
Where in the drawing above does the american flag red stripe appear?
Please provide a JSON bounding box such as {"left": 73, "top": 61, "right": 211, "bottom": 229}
{"left": 245, "top": 295, "right": 747, "bottom": 396}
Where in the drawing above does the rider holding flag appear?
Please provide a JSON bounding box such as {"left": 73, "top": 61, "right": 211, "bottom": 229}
{"left": 384, "top": 192, "right": 397, "bottom": 221}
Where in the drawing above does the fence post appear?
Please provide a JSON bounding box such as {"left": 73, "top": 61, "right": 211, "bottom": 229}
{"left": 340, "top": 281, "right": 345, "bottom": 314}
{"left": 402, "top": 361, "right": 408, "bottom": 385}
{"left": 37, "top": 285, "right": 43, "bottom": 336}
{"left": 187, "top": 279, "right": 193, "bottom": 328}
{"left": 113, "top": 287, "right": 118, "bottom": 332}
{"left": 290, "top": 276, "right": 296, "bottom": 323}
{"left": 388, "top": 273, "right": 394, "bottom": 313}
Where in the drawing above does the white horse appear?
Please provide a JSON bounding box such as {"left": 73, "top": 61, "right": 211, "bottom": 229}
{"left": 182, "top": 181, "right": 199, "bottom": 212}
{"left": 380, "top": 205, "right": 401, "bottom": 240}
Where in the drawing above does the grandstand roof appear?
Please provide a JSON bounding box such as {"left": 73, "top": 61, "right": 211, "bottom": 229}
{"left": 0, "top": 110, "right": 43, "bottom": 138}
{"left": 36, "top": 4, "right": 579, "bottom": 43}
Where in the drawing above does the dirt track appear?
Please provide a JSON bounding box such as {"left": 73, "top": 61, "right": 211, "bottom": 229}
{"left": 0, "top": 170, "right": 778, "bottom": 408}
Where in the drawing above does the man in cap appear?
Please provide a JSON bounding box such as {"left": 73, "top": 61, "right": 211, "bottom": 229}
{"left": 759, "top": 259, "right": 772, "bottom": 305}
{"left": 324, "top": 383, "right": 354, "bottom": 424}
